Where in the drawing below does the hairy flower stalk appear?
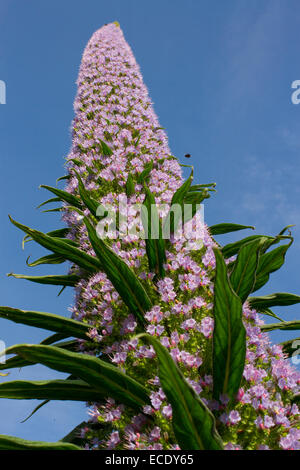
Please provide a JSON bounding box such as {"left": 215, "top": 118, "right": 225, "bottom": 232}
{"left": 63, "top": 23, "right": 300, "bottom": 450}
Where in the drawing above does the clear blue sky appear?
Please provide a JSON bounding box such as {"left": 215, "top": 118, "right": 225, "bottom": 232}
{"left": 0, "top": 0, "right": 299, "bottom": 442}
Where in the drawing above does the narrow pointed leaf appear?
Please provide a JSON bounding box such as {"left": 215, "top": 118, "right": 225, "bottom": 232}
{"left": 26, "top": 253, "right": 66, "bottom": 267}
{"left": 84, "top": 217, "right": 152, "bottom": 327}
{"left": 0, "top": 379, "right": 106, "bottom": 402}
{"left": 99, "top": 139, "right": 113, "bottom": 156}
{"left": 56, "top": 175, "right": 70, "bottom": 183}
{"left": 222, "top": 235, "right": 274, "bottom": 259}
{"left": 40, "top": 185, "right": 82, "bottom": 209}
{"left": 6, "top": 345, "right": 150, "bottom": 412}
{"left": 141, "top": 186, "right": 166, "bottom": 278}
{"left": 141, "top": 334, "right": 223, "bottom": 450}
{"left": 21, "top": 400, "right": 50, "bottom": 423}
{"left": 7, "top": 273, "right": 80, "bottom": 287}
{"left": 9, "top": 216, "right": 101, "bottom": 273}
{"left": 260, "top": 321, "right": 300, "bottom": 332}
{"left": 209, "top": 223, "right": 255, "bottom": 236}
{"left": 137, "top": 161, "right": 153, "bottom": 184}
{"left": 258, "top": 308, "right": 283, "bottom": 322}
{"left": 163, "top": 169, "right": 194, "bottom": 236}
{"left": 125, "top": 174, "right": 135, "bottom": 197}
{"left": 212, "top": 247, "right": 246, "bottom": 403}
{"left": 75, "top": 171, "right": 104, "bottom": 217}
{"left": 248, "top": 293, "right": 300, "bottom": 310}
{"left": 36, "top": 197, "right": 61, "bottom": 209}
{"left": 230, "top": 238, "right": 267, "bottom": 303}
{"left": 0, "top": 435, "right": 81, "bottom": 450}
{"left": 252, "top": 242, "right": 292, "bottom": 292}
{"left": 0, "top": 306, "right": 92, "bottom": 339}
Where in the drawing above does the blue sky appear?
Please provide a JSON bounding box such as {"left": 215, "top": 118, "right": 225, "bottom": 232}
{"left": 0, "top": 0, "right": 299, "bottom": 442}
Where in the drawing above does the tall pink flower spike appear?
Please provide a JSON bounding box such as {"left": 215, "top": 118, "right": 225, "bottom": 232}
{"left": 62, "top": 23, "right": 299, "bottom": 450}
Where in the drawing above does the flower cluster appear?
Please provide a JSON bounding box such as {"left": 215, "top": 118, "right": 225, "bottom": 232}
{"left": 64, "top": 22, "right": 300, "bottom": 450}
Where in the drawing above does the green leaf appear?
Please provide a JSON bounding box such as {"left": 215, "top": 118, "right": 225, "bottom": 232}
{"left": 252, "top": 241, "right": 292, "bottom": 292}
{"left": 280, "top": 337, "right": 300, "bottom": 357}
{"left": 209, "top": 223, "right": 255, "bottom": 236}
{"left": 0, "top": 306, "right": 92, "bottom": 340}
{"left": 0, "top": 379, "right": 106, "bottom": 402}
{"left": 9, "top": 216, "right": 101, "bottom": 274}
{"left": 137, "top": 161, "right": 153, "bottom": 184}
{"left": 141, "top": 334, "right": 223, "bottom": 450}
{"left": 222, "top": 235, "right": 274, "bottom": 259}
{"left": 40, "top": 185, "right": 82, "bottom": 209}
{"left": 41, "top": 207, "right": 62, "bottom": 213}
{"left": 21, "top": 400, "right": 50, "bottom": 423}
{"left": 99, "top": 139, "right": 113, "bottom": 156}
{"left": 230, "top": 238, "right": 267, "bottom": 303}
{"left": 163, "top": 169, "right": 193, "bottom": 236}
{"left": 56, "top": 175, "right": 70, "bottom": 183}
{"left": 26, "top": 253, "right": 66, "bottom": 267}
{"left": 36, "top": 197, "right": 61, "bottom": 210}
{"left": 248, "top": 293, "right": 300, "bottom": 310}
{"left": 260, "top": 320, "right": 300, "bottom": 332}
{"left": 6, "top": 345, "right": 150, "bottom": 412}
{"left": 189, "top": 183, "right": 216, "bottom": 191}
{"left": 0, "top": 435, "right": 81, "bottom": 450}
{"left": 7, "top": 273, "right": 80, "bottom": 287}
{"left": 74, "top": 171, "right": 104, "bottom": 218}
{"left": 125, "top": 174, "right": 135, "bottom": 197}
{"left": 84, "top": 217, "right": 152, "bottom": 327}
{"left": 0, "top": 337, "right": 76, "bottom": 373}
{"left": 258, "top": 308, "right": 283, "bottom": 322}
{"left": 22, "top": 228, "right": 70, "bottom": 248}
{"left": 212, "top": 247, "right": 246, "bottom": 403}
{"left": 182, "top": 190, "right": 210, "bottom": 224}
{"left": 141, "top": 186, "right": 166, "bottom": 278}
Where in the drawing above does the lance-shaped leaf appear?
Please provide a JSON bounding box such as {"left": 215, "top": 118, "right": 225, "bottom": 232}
{"left": 0, "top": 435, "right": 81, "bottom": 451}
{"left": 5, "top": 345, "right": 150, "bottom": 412}
{"left": 0, "top": 379, "right": 106, "bottom": 402}
{"left": 248, "top": 293, "right": 300, "bottom": 310}
{"left": 26, "top": 253, "right": 66, "bottom": 267}
{"left": 40, "top": 185, "right": 82, "bottom": 209}
{"left": 22, "top": 227, "right": 71, "bottom": 248}
{"left": 252, "top": 241, "right": 293, "bottom": 292}
{"left": 189, "top": 183, "right": 216, "bottom": 191}
{"left": 258, "top": 308, "right": 283, "bottom": 322}
{"left": 84, "top": 217, "right": 152, "bottom": 327}
{"left": 100, "top": 139, "right": 113, "bottom": 156}
{"left": 212, "top": 247, "right": 246, "bottom": 403}
{"left": 125, "top": 173, "right": 135, "bottom": 197}
{"left": 36, "top": 196, "right": 61, "bottom": 209}
{"left": 229, "top": 238, "right": 267, "bottom": 303}
{"left": 0, "top": 333, "right": 69, "bottom": 372}
{"left": 75, "top": 171, "right": 105, "bottom": 218}
{"left": 141, "top": 334, "right": 223, "bottom": 450}
{"left": 222, "top": 234, "right": 274, "bottom": 259}
{"left": 182, "top": 190, "right": 210, "bottom": 224}
{"left": 0, "top": 307, "right": 92, "bottom": 340}
{"left": 56, "top": 174, "right": 70, "bottom": 183}
{"left": 141, "top": 186, "right": 166, "bottom": 278}
{"left": 163, "top": 168, "right": 193, "bottom": 236}
{"left": 280, "top": 337, "right": 300, "bottom": 357}
{"left": 7, "top": 273, "right": 80, "bottom": 287}
{"left": 137, "top": 160, "right": 153, "bottom": 184}
{"left": 209, "top": 223, "right": 255, "bottom": 236}
{"left": 9, "top": 216, "right": 101, "bottom": 273}
{"left": 260, "top": 321, "right": 300, "bottom": 332}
